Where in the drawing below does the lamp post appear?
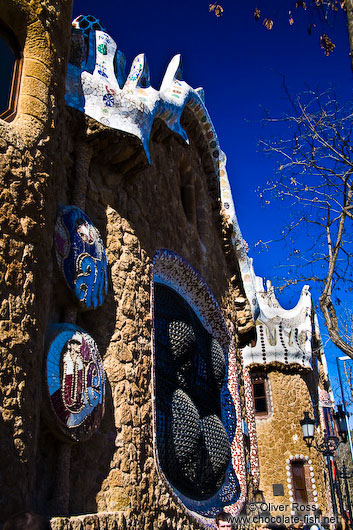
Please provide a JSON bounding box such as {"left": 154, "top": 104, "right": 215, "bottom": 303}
{"left": 336, "top": 462, "right": 353, "bottom": 525}
{"left": 301, "top": 411, "right": 340, "bottom": 518}
{"left": 334, "top": 405, "right": 348, "bottom": 444}
{"left": 336, "top": 464, "right": 353, "bottom": 525}
{"left": 335, "top": 462, "right": 345, "bottom": 519}
{"left": 333, "top": 403, "right": 353, "bottom": 525}
{"left": 300, "top": 412, "right": 316, "bottom": 444}
{"left": 336, "top": 356, "right": 353, "bottom": 465}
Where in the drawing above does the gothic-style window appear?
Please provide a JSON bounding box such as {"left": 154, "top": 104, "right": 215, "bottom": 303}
{"left": 291, "top": 462, "right": 308, "bottom": 505}
{"left": 251, "top": 373, "right": 269, "bottom": 416}
{"left": 0, "top": 22, "right": 22, "bottom": 121}
{"left": 154, "top": 283, "right": 231, "bottom": 500}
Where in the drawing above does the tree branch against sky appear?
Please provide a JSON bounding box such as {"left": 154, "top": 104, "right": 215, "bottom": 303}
{"left": 259, "top": 90, "right": 353, "bottom": 359}
{"left": 209, "top": 1, "right": 353, "bottom": 70}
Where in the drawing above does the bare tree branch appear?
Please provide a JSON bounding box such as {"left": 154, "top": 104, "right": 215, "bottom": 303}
{"left": 260, "top": 90, "right": 353, "bottom": 359}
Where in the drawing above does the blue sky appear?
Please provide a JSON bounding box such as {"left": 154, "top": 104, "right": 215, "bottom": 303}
{"left": 72, "top": 0, "right": 353, "bottom": 400}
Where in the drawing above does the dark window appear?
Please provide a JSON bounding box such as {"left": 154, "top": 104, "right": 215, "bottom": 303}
{"left": 154, "top": 283, "right": 232, "bottom": 500}
{"left": 251, "top": 374, "right": 269, "bottom": 415}
{"left": 292, "top": 462, "right": 308, "bottom": 505}
{"left": 0, "top": 22, "right": 22, "bottom": 122}
{"left": 323, "top": 407, "right": 335, "bottom": 437}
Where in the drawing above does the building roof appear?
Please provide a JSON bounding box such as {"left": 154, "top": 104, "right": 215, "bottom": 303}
{"left": 242, "top": 272, "right": 315, "bottom": 369}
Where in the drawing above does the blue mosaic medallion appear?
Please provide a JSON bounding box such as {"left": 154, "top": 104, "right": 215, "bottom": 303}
{"left": 45, "top": 323, "right": 105, "bottom": 443}
{"left": 55, "top": 206, "right": 108, "bottom": 310}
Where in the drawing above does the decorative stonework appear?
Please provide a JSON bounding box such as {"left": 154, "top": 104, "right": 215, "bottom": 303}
{"left": 66, "top": 21, "right": 208, "bottom": 165}
{"left": 152, "top": 250, "right": 246, "bottom": 523}
{"left": 319, "top": 389, "right": 333, "bottom": 408}
{"left": 55, "top": 206, "right": 108, "bottom": 310}
{"left": 243, "top": 367, "right": 260, "bottom": 489}
{"left": 45, "top": 323, "right": 105, "bottom": 443}
{"left": 242, "top": 275, "right": 314, "bottom": 369}
{"left": 72, "top": 14, "right": 105, "bottom": 35}
{"left": 1, "top": 2, "right": 335, "bottom": 526}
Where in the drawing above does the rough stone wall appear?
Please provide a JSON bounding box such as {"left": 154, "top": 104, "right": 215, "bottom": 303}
{"left": 0, "top": 0, "right": 73, "bottom": 520}
{"left": 0, "top": 4, "right": 255, "bottom": 524}
{"left": 254, "top": 369, "right": 330, "bottom": 517}
{"left": 0, "top": 0, "right": 257, "bottom": 525}
{"left": 41, "top": 111, "right": 254, "bottom": 528}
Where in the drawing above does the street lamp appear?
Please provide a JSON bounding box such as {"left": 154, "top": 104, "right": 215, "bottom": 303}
{"left": 300, "top": 411, "right": 316, "bottom": 446}
{"left": 334, "top": 404, "right": 348, "bottom": 443}
{"left": 301, "top": 411, "right": 340, "bottom": 517}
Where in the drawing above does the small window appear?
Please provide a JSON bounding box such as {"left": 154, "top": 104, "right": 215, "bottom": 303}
{"left": 291, "top": 462, "right": 308, "bottom": 505}
{"left": 251, "top": 373, "right": 269, "bottom": 416}
{"left": 0, "top": 22, "right": 22, "bottom": 122}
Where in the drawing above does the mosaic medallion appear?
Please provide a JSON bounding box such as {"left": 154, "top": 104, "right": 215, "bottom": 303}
{"left": 45, "top": 323, "right": 105, "bottom": 443}
{"left": 55, "top": 206, "right": 108, "bottom": 310}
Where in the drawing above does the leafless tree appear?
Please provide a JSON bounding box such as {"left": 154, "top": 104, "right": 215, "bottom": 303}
{"left": 209, "top": 1, "right": 353, "bottom": 71}
{"left": 260, "top": 90, "right": 353, "bottom": 359}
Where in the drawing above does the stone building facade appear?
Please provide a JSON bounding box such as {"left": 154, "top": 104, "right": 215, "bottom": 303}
{"left": 242, "top": 269, "right": 337, "bottom": 523}
{"left": 0, "top": 2, "right": 258, "bottom": 529}
{"left": 0, "top": 1, "right": 338, "bottom": 529}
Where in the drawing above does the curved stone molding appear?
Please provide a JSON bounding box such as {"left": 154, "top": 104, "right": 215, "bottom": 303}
{"left": 242, "top": 274, "right": 314, "bottom": 369}
{"left": 44, "top": 323, "right": 105, "bottom": 443}
{"left": 55, "top": 205, "right": 108, "bottom": 310}
{"left": 152, "top": 250, "right": 246, "bottom": 524}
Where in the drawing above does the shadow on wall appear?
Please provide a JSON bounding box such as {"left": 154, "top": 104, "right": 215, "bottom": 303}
{"left": 29, "top": 81, "right": 248, "bottom": 518}
{"left": 34, "top": 209, "right": 117, "bottom": 516}
{"left": 0, "top": 415, "right": 32, "bottom": 521}
{"left": 84, "top": 115, "right": 235, "bottom": 300}
{"left": 35, "top": 378, "right": 115, "bottom": 516}
{"left": 69, "top": 378, "right": 115, "bottom": 515}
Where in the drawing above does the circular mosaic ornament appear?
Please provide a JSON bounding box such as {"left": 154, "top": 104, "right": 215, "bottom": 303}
{"left": 45, "top": 323, "right": 105, "bottom": 443}
{"left": 55, "top": 206, "right": 108, "bottom": 310}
